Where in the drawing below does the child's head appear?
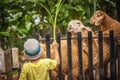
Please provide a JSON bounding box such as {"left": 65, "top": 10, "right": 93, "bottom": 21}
{"left": 24, "top": 38, "right": 43, "bottom": 60}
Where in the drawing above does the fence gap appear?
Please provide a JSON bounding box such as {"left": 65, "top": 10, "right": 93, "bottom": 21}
{"left": 88, "top": 31, "right": 94, "bottom": 80}
{"left": 77, "top": 32, "right": 83, "bottom": 80}
{"left": 109, "top": 30, "right": 116, "bottom": 80}
{"left": 67, "top": 32, "right": 72, "bottom": 80}
{"left": 98, "top": 31, "right": 105, "bottom": 80}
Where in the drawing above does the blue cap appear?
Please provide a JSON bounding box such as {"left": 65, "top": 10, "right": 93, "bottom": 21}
{"left": 24, "top": 38, "right": 43, "bottom": 60}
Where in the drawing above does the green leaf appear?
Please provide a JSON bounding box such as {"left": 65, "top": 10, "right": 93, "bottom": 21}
{"left": 0, "top": 32, "right": 10, "bottom": 36}
{"left": 26, "top": 0, "right": 38, "bottom": 3}
{"left": 17, "top": 29, "right": 28, "bottom": 34}
{"left": 26, "top": 22, "right": 32, "bottom": 31}
{"left": 17, "top": 29, "right": 27, "bottom": 38}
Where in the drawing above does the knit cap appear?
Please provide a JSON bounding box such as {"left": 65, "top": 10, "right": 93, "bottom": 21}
{"left": 24, "top": 38, "right": 43, "bottom": 60}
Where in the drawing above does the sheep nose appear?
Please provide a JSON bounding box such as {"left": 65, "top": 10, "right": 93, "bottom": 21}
{"left": 68, "top": 25, "right": 73, "bottom": 30}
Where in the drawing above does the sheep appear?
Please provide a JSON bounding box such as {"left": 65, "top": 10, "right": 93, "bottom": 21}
{"left": 67, "top": 20, "right": 110, "bottom": 79}
{"left": 61, "top": 40, "right": 89, "bottom": 80}
{"left": 67, "top": 20, "right": 99, "bottom": 79}
{"left": 90, "top": 10, "right": 120, "bottom": 79}
{"left": 41, "top": 40, "right": 89, "bottom": 80}
{"left": 90, "top": 10, "right": 120, "bottom": 39}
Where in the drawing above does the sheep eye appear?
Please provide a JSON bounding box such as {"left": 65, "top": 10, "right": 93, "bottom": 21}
{"left": 76, "top": 22, "right": 80, "bottom": 24}
{"left": 97, "top": 14, "right": 101, "bottom": 17}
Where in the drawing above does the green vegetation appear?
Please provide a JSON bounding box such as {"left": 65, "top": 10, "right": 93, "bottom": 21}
{"left": 0, "top": 0, "right": 116, "bottom": 50}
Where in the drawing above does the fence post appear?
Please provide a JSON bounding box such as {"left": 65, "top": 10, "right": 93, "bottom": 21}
{"left": 117, "top": 36, "right": 120, "bottom": 80}
{"left": 45, "top": 33, "right": 52, "bottom": 80}
{"left": 67, "top": 32, "right": 72, "bottom": 80}
{"left": 109, "top": 30, "right": 116, "bottom": 80}
{"left": 0, "top": 67, "right": 1, "bottom": 80}
{"left": 56, "top": 33, "right": 63, "bottom": 80}
{"left": 4, "top": 49, "right": 13, "bottom": 80}
{"left": 46, "top": 33, "right": 51, "bottom": 58}
{"left": 77, "top": 32, "right": 83, "bottom": 80}
{"left": 98, "top": 31, "right": 105, "bottom": 80}
{"left": 88, "top": 31, "right": 94, "bottom": 80}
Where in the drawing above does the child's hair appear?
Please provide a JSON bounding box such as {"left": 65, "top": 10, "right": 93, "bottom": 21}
{"left": 24, "top": 38, "right": 43, "bottom": 60}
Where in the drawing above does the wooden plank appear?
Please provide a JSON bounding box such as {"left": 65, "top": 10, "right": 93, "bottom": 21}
{"left": 12, "top": 48, "right": 19, "bottom": 69}
{"left": 98, "top": 31, "right": 105, "bottom": 80}
{"left": 77, "top": 32, "right": 83, "bottom": 80}
{"left": 4, "top": 49, "right": 13, "bottom": 80}
{"left": 56, "top": 33, "right": 63, "bottom": 80}
{"left": 88, "top": 31, "right": 94, "bottom": 80}
{"left": 109, "top": 30, "right": 116, "bottom": 80}
{"left": 67, "top": 32, "right": 72, "bottom": 80}
{"left": 0, "top": 48, "right": 5, "bottom": 73}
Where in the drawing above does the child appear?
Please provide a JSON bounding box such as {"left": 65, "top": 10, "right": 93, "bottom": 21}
{"left": 19, "top": 38, "right": 60, "bottom": 80}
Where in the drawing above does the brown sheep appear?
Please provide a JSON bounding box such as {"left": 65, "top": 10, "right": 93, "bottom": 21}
{"left": 67, "top": 20, "right": 110, "bottom": 79}
{"left": 67, "top": 20, "right": 99, "bottom": 79}
{"left": 90, "top": 10, "right": 120, "bottom": 79}
{"left": 41, "top": 40, "right": 89, "bottom": 80}
{"left": 61, "top": 40, "right": 89, "bottom": 80}
{"left": 90, "top": 10, "right": 120, "bottom": 37}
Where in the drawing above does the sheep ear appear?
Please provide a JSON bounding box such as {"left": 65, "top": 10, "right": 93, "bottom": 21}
{"left": 82, "top": 27, "right": 88, "bottom": 33}
{"left": 98, "top": 10, "right": 104, "bottom": 16}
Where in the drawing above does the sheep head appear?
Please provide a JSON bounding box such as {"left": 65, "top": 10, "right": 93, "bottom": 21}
{"left": 67, "top": 20, "right": 85, "bottom": 33}
{"left": 67, "top": 20, "right": 93, "bottom": 37}
{"left": 90, "top": 10, "right": 105, "bottom": 26}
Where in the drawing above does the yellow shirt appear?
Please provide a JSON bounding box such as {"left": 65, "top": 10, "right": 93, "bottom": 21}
{"left": 19, "top": 58, "right": 57, "bottom": 80}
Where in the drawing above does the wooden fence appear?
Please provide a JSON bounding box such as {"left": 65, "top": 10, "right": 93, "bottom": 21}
{"left": 0, "top": 30, "right": 120, "bottom": 80}
{"left": 44, "top": 30, "right": 120, "bottom": 80}
{"left": 0, "top": 48, "right": 19, "bottom": 80}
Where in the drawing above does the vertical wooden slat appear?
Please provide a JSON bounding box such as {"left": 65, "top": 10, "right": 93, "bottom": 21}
{"left": 98, "top": 31, "right": 105, "bottom": 80}
{"left": 117, "top": 37, "right": 120, "bottom": 80}
{"left": 88, "top": 31, "right": 94, "bottom": 80}
{"left": 67, "top": 32, "right": 72, "bottom": 80}
{"left": 45, "top": 33, "right": 52, "bottom": 80}
{"left": 116, "top": 36, "right": 120, "bottom": 80}
{"left": 109, "top": 30, "right": 116, "bottom": 80}
{"left": 115, "top": 0, "right": 120, "bottom": 22}
{"left": 4, "top": 49, "right": 13, "bottom": 80}
{"left": 56, "top": 33, "right": 63, "bottom": 80}
{"left": 0, "top": 68, "right": 1, "bottom": 80}
{"left": 46, "top": 33, "right": 51, "bottom": 58}
{"left": 77, "top": 32, "right": 83, "bottom": 80}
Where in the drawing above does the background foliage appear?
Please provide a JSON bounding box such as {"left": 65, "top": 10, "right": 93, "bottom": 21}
{"left": 0, "top": 0, "right": 116, "bottom": 51}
